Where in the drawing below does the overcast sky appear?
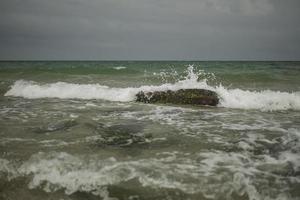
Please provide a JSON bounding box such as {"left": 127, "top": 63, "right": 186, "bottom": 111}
{"left": 0, "top": 0, "right": 299, "bottom": 60}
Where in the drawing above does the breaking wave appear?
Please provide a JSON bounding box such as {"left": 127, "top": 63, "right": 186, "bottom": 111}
{"left": 1, "top": 145, "right": 299, "bottom": 200}
{"left": 113, "top": 66, "right": 127, "bottom": 70}
{"left": 5, "top": 66, "right": 300, "bottom": 111}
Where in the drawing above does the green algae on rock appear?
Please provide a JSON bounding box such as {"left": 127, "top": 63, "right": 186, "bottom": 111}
{"left": 136, "top": 89, "right": 219, "bottom": 106}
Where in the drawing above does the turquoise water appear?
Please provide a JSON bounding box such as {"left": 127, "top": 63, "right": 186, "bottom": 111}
{"left": 0, "top": 61, "right": 300, "bottom": 200}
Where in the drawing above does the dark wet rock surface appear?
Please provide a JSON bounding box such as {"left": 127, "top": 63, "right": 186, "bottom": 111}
{"left": 136, "top": 89, "right": 219, "bottom": 106}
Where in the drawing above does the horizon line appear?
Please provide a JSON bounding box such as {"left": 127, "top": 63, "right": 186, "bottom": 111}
{"left": 0, "top": 59, "right": 300, "bottom": 62}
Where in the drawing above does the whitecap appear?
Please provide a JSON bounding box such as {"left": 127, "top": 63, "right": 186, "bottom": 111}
{"left": 5, "top": 66, "right": 300, "bottom": 111}
{"left": 113, "top": 66, "right": 126, "bottom": 70}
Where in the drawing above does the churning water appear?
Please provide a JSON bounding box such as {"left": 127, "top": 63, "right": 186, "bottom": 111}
{"left": 0, "top": 61, "right": 299, "bottom": 200}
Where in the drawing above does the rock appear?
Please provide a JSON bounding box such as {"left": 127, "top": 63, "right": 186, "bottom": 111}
{"left": 136, "top": 89, "right": 219, "bottom": 106}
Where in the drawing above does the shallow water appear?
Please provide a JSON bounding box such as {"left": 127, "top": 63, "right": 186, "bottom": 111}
{"left": 0, "top": 61, "right": 300, "bottom": 200}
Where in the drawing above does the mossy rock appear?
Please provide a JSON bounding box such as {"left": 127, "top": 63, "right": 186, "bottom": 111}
{"left": 136, "top": 89, "right": 219, "bottom": 106}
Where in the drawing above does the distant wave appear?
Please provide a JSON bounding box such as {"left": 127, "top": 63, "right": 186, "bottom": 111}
{"left": 5, "top": 66, "right": 300, "bottom": 111}
{"left": 113, "top": 66, "right": 126, "bottom": 70}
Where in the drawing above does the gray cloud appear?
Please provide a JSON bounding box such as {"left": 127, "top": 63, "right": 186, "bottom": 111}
{"left": 0, "top": 0, "right": 299, "bottom": 60}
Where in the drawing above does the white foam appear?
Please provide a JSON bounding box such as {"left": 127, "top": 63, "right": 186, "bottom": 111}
{"left": 216, "top": 86, "right": 300, "bottom": 111}
{"left": 5, "top": 66, "right": 300, "bottom": 111}
{"left": 17, "top": 152, "right": 198, "bottom": 195}
{"left": 0, "top": 158, "right": 12, "bottom": 174}
{"left": 113, "top": 66, "right": 126, "bottom": 70}
{"left": 1, "top": 148, "right": 299, "bottom": 200}
{"left": 4, "top": 66, "right": 207, "bottom": 102}
{"left": 0, "top": 138, "right": 36, "bottom": 145}
{"left": 0, "top": 158, "right": 18, "bottom": 180}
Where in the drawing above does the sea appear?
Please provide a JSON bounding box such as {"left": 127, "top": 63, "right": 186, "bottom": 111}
{"left": 0, "top": 61, "right": 299, "bottom": 200}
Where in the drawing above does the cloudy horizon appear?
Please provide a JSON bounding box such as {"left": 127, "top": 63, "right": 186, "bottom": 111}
{"left": 0, "top": 0, "right": 299, "bottom": 60}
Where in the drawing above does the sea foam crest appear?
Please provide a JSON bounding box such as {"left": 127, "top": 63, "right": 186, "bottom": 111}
{"left": 2, "top": 149, "right": 299, "bottom": 200}
{"left": 5, "top": 66, "right": 300, "bottom": 111}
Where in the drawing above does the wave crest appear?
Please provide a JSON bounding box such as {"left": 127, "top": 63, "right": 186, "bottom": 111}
{"left": 5, "top": 66, "right": 300, "bottom": 111}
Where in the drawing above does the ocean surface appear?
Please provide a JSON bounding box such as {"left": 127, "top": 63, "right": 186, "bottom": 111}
{"left": 0, "top": 61, "right": 300, "bottom": 200}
